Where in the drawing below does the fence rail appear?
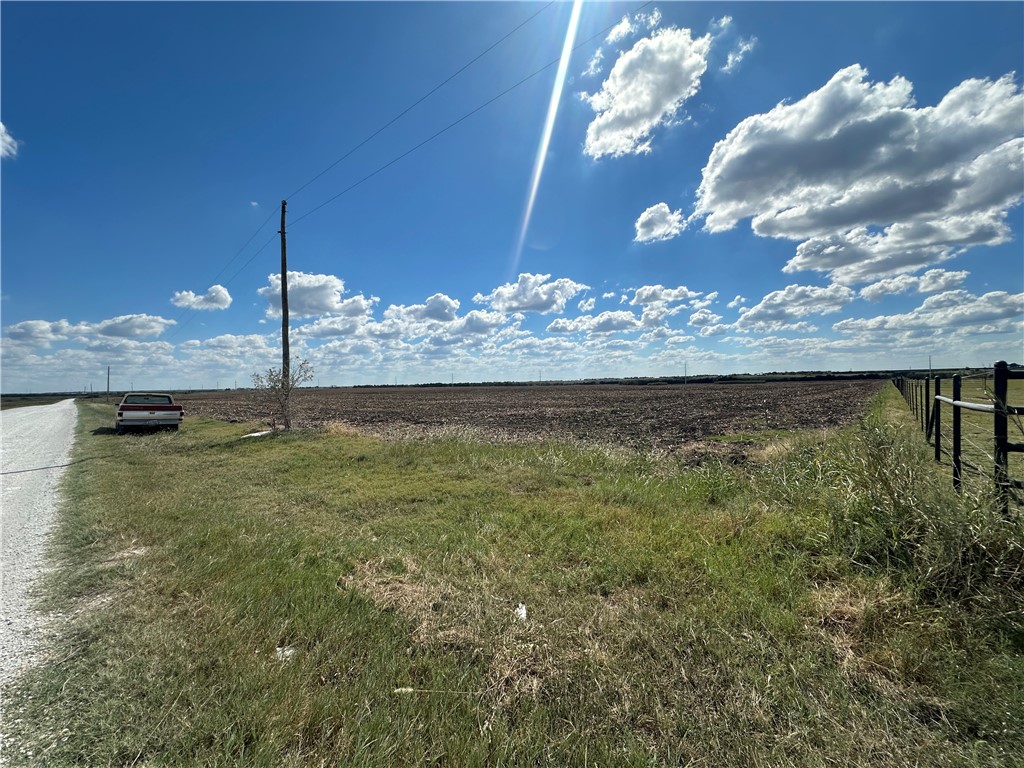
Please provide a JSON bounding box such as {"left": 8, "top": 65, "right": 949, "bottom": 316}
{"left": 893, "top": 360, "right": 1023, "bottom": 511}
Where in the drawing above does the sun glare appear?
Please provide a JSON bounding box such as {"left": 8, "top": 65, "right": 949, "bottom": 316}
{"left": 511, "top": 0, "right": 585, "bottom": 276}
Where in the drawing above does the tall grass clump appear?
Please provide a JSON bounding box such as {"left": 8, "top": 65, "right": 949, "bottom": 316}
{"left": 832, "top": 418, "right": 1023, "bottom": 611}
{"left": 750, "top": 393, "right": 1024, "bottom": 755}
{"left": 759, "top": 400, "right": 1024, "bottom": 620}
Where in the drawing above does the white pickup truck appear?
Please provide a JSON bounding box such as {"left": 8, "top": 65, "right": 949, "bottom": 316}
{"left": 114, "top": 393, "right": 184, "bottom": 433}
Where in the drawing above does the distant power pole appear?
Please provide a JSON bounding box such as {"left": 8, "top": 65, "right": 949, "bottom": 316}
{"left": 106, "top": 366, "right": 110, "bottom": 403}
{"left": 280, "top": 200, "right": 290, "bottom": 385}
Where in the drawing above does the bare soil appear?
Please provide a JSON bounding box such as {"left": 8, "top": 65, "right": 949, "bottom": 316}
{"left": 177, "top": 380, "right": 885, "bottom": 455}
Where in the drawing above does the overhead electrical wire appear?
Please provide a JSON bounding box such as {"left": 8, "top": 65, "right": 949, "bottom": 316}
{"left": 167, "top": 229, "right": 283, "bottom": 340}
{"left": 284, "top": 1, "right": 556, "bottom": 202}
{"left": 290, "top": 1, "right": 654, "bottom": 228}
{"left": 171, "top": 1, "right": 653, "bottom": 336}
{"left": 165, "top": 204, "right": 281, "bottom": 339}
{"left": 208, "top": 204, "right": 282, "bottom": 288}
{"left": 167, "top": 3, "right": 558, "bottom": 339}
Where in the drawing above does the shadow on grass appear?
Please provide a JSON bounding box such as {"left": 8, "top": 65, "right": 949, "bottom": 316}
{"left": 93, "top": 427, "right": 181, "bottom": 436}
{"left": 1, "top": 456, "right": 114, "bottom": 475}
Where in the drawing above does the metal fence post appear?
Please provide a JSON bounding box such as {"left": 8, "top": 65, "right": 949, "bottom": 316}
{"left": 924, "top": 376, "right": 931, "bottom": 434}
{"left": 952, "top": 374, "right": 962, "bottom": 493}
{"left": 920, "top": 379, "right": 926, "bottom": 431}
{"left": 934, "top": 376, "right": 941, "bottom": 462}
{"left": 994, "top": 360, "right": 1009, "bottom": 513}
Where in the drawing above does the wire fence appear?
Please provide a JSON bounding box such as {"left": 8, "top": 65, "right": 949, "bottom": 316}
{"left": 893, "top": 361, "right": 1024, "bottom": 511}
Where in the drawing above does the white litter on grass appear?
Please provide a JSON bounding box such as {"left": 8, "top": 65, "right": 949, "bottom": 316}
{"left": 275, "top": 645, "right": 297, "bottom": 661}
{"left": 242, "top": 431, "right": 272, "bottom": 439}
{"left": 515, "top": 603, "right": 527, "bottom": 622}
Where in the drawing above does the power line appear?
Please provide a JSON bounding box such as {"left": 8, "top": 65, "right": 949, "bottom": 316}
{"left": 166, "top": 228, "right": 280, "bottom": 340}
{"left": 223, "top": 231, "right": 281, "bottom": 288}
{"left": 290, "top": 1, "right": 654, "bottom": 228}
{"left": 167, "top": 5, "right": 556, "bottom": 337}
{"left": 208, "top": 204, "right": 281, "bottom": 287}
{"left": 284, "top": 1, "right": 556, "bottom": 202}
{"left": 164, "top": 204, "right": 280, "bottom": 340}
{"left": 168, "top": 1, "right": 653, "bottom": 337}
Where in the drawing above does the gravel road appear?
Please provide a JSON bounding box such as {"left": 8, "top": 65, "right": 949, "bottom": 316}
{"left": 0, "top": 399, "right": 78, "bottom": 691}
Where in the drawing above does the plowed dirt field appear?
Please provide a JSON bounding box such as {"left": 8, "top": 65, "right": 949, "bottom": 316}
{"left": 178, "top": 379, "right": 885, "bottom": 457}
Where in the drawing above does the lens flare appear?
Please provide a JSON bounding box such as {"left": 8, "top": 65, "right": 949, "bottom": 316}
{"left": 511, "top": 0, "right": 584, "bottom": 276}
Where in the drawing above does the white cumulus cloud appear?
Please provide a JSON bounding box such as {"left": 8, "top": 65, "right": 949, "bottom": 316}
{"left": 689, "top": 291, "right": 719, "bottom": 310}
{"left": 630, "top": 284, "right": 701, "bottom": 305}
{"left": 0, "top": 122, "right": 18, "bottom": 159}
{"left": 639, "top": 9, "right": 662, "bottom": 30}
{"left": 859, "top": 269, "right": 969, "bottom": 301}
{"left": 451, "top": 309, "right": 506, "bottom": 337}
{"left": 171, "top": 284, "right": 232, "bottom": 311}
{"left": 3, "top": 320, "right": 80, "bottom": 347}
{"left": 722, "top": 37, "right": 757, "bottom": 74}
{"left": 691, "top": 65, "right": 1024, "bottom": 284}
{"left": 735, "top": 284, "right": 855, "bottom": 333}
{"left": 835, "top": 290, "right": 1023, "bottom": 334}
{"left": 583, "top": 48, "right": 604, "bottom": 78}
{"left": 582, "top": 26, "right": 711, "bottom": 159}
{"left": 634, "top": 202, "right": 685, "bottom": 242}
{"left": 385, "top": 293, "right": 461, "bottom": 323}
{"left": 606, "top": 15, "right": 635, "bottom": 44}
{"left": 259, "top": 271, "right": 354, "bottom": 318}
{"left": 93, "top": 314, "right": 177, "bottom": 338}
{"left": 547, "top": 310, "right": 642, "bottom": 335}
{"left": 5, "top": 314, "right": 176, "bottom": 345}
{"left": 688, "top": 308, "right": 723, "bottom": 327}
{"left": 473, "top": 273, "right": 589, "bottom": 314}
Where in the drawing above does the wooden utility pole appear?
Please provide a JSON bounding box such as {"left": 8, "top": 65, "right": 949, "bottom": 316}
{"left": 280, "top": 200, "right": 290, "bottom": 385}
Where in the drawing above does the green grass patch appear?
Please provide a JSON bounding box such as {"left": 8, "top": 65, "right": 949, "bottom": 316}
{"left": 3, "top": 390, "right": 1022, "bottom": 766}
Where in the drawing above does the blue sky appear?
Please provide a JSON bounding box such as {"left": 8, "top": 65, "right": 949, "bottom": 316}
{"left": 2, "top": 1, "right": 1022, "bottom": 393}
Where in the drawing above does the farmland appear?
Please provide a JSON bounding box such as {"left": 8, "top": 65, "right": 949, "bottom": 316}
{"left": 3, "top": 382, "right": 1021, "bottom": 766}
{"left": 177, "top": 379, "right": 886, "bottom": 453}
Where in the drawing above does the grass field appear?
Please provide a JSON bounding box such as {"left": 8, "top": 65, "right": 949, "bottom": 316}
{"left": 2, "top": 385, "right": 1022, "bottom": 766}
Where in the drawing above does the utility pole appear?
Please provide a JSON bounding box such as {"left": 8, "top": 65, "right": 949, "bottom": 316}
{"left": 280, "top": 200, "right": 290, "bottom": 387}
{"left": 106, "top": 366, "right": 110, "bottom": 403}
